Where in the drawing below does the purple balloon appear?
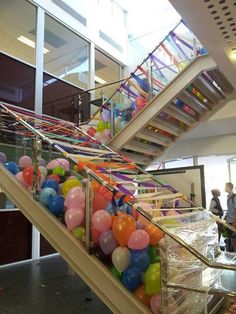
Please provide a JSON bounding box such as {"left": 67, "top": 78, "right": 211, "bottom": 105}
{"left": 99, "top": 230, "right": 118, "bottom": 255}
{"left": 39, "top": 158, "right": 46, "bottom": 166}
{"left": 0, "top": 152, "right": 7, "bottom": 163}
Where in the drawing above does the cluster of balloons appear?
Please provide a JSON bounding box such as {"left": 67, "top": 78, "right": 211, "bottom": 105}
{"left": 1, "top": 152, "right": 164, "bottom": 312}
{"left": 92, "top": 109, "right": 111, "bottom": 143}
{"left": 91, "top": 189, "right": 164, "bottom": 312}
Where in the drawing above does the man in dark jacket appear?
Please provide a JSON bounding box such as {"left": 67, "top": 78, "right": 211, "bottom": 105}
{"left": 209, "top": 189, "right": 223, "bottom": 242}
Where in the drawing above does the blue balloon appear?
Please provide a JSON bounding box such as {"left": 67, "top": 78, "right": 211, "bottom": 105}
{"left": 48, "top": 195, "right": 64, "bottom": 215}
{"left": 122, "top": 267, "right": 142, "bottom": 291}
{"left": 42, "top": 179, "right": 59, "bottom": 192}
{"left": 39, "top": 187, "right": 57, "bottom": 206}
{"left": 5, "top": 162, "right": 19, "bottom": 175}
{"left": 199, "top": 47, "right": 207, "bottom": 55}
{"left": 131, "top": 250, "right": 150, "bottom": 272}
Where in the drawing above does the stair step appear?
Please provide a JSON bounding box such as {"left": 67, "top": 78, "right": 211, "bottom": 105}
{"left": 163, "top": 105, "right": 196, "bottom": 127}
{"left": 208, "top": 69, "right": 234, "bottom": 94}
{"left": 200, "top": 73, "right": 226, "bottom": 99}
{"left": 137, "top": 130, "right": 171, "bottom": 147}
{"left": 193, "top": 78, "right": 223, "bottom": 103}
{"left": 120, "top": 151, "right": 153, "bottom": 165}
{"left": 125, "top": 139, "right": 162, "bottom": 157}
{"left": 150, "top": 118, "right": 182, "bottom": 137}
{"left": 178, "top": 91, "right": 209, "bottom": 114}
{"left": 184, "top": 89, "right": 212, "bottom": 110}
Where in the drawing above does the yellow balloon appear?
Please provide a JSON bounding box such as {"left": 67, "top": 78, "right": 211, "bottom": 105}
{"left": 62, "top": 179, "right": 82, "bottom": 196}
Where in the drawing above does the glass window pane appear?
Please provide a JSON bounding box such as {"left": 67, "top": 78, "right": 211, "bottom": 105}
{"left": 165, "top": 158, "right": 193, "bottom": 169}
{"left": 95, "top": 49, "right": 121, "bottom": 102}
{"left": 0, "top": 53, "right": 35, "bottom": 110}
{"left": 44, "top": 15, "right": 89, "bottom": 90}
{"left": 0, "top": 0, "right": 36, "bottom": 65}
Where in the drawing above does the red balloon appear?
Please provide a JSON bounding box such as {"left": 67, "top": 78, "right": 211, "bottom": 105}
{"left": 93, "top": 192, "right": 109, "bottom": 212}
{"left": 87, "top": 127, "right": 97, "bottom": 137}
{"left": 22, "top": 166, "right": 41, "bottom": 186}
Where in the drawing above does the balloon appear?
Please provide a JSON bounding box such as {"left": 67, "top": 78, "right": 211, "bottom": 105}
{"left": 112, "top": 214, "right": 136, "bottom": 247}
{"left": 96, "top": 121, "right": 106, "bottom": 132}
{"left": 61, "top": 179, "right": 82, "bottom": 196}
{"left": 131, "top": 250, "right": 150, "bottom": 272}
{"left": 65, "top": 208, "right": 84, "bottom": 231}
{"left": 46, "top": 158, "right": 70, "bottom": 171}
{"left": 39, "top": 187, "right": 57, "bottom": 206}
{"left": 99, "top": 230, "right": 118, "bottom": 255}
{"left": 64, "top": 187, "right": 85, "bottom": 210}
{"left": 128, "top": 230, "right": 150, "bottom": 250}
{"left": 144, "top": 263, "right": 161, "bottom": 295}
{"left": 100, "top": 110, "right": 110, "bottom": 122}
{"left": 102, "top": 129, "right": 111, "bottom": 142}
{"left": 144, "top": 224, "right": 164, "bottom": 246}
{"left": 42, "top": 179, "right": 59, "bottom": 192}
{"left": 19, "top": 156, "right": 32, "bottom": 168}
{"left": 199, "top": 47, "right": 207, "bottom": 55}
{"left": 110, "top": 266, "right": 122, "bottom": 280}
{"left": 0, "top": 152, "right": 7, "bottom": 163}
{"left": 92, "top": 226, "right": 101, "bottom": 245}
{"left": 38, "top": 166, "right": 48, "bottom": 177}
{"left": 72, "top": 226, "right": 85, "bottom": 241}
{"left": 92, "top": 210, "right": 112, "bottom": 232}
{"left": 122, "top": 267, "right": 142, "bottom": 291}
{"left": 39, "top": 158, "right": 46, "bottom": 166}
{"left": 52, "top": 166, "right": 65, "bottom": 177}
{"left": 47, "top": 174, "right": 60, "bottom": 184}
{"left": 48, "top": 195, "right": 64, "bottom": 215}
{"left": 150, "top": 293, "right": 161, "bottom": 314}
{"left": 15, "top": 171, "right": 29, "bottom": 187}
{"left": 112, "top": 246, "right": 131, "bottom": 273}
{"left": 87, "top": 127, "right": 97, "bottom": 137}
{"left": 134, "top": 285, "right": 151, "bottom": 307}
{"left": 39, "top": 174, "right": 46, "bottom": 189}
{"left": 5, "top": 162, "right": 19, "bottom": 175}
{"left": 149, "top": 246, "right": 159, "bottom": 264}
{"left": 22, "top": 166, "right": 41, "bottom": 186}
{"left": 93, "top": 192, "right": 110, "bottom": 212}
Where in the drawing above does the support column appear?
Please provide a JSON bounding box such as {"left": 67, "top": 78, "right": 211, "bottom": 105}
{"left": 89, "top": 42, "right": 96, "bottom": 114}
{"left": 32, "top": 6, "right": 45, "bottom": 260}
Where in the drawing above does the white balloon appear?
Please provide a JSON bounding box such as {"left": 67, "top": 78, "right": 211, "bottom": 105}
{"left": 112, "top": 246, "right": 131, "bottom": 273}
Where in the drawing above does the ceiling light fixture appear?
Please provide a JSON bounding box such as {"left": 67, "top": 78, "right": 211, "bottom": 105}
{"left": 17, "top": 36, "right": 50, "bottom": 54}
{"left": 94, "top": 75, "right": 107, "bottom": 84}
{"left": 230, "top": 48, "right": 236, "bottom": 60}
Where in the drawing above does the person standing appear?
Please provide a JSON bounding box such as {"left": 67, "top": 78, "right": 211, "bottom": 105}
{"left": 209, "top": 189, "right": 223, "bottom": 242}
{"left": 225, "top": 182, "right": 236, "bottom": 252}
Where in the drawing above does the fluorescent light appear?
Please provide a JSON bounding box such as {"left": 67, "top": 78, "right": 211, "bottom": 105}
{"left": 95, "top": 75, "right": 107, "bottom": 84}
{"left": 17, "top": 36, "right": 50, "bottom": 54}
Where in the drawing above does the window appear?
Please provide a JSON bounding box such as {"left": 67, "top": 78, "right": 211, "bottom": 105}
{"left": 164, "top": 158, "right": 193, "bottom": 169}
{"left": 44, "top": 14, "right": 89, "bottom": 90}
{"left": 0, "top": 0, "right": 36, "bottom": 65}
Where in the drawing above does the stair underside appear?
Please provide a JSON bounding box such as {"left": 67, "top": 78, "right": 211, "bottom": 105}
{"left": 108, "top": 55, "right": 235, "bottom": 165}
{"left": 0, "top": 165, "right": 149, "bottom": 314}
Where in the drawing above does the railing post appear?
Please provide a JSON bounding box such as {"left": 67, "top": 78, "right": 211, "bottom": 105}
{"left": 32, "top": 136, "right": 41, "bottom": 200}
{"left": 110, "top": 99, "right": 114, "bottom": 137}
{"left": 85, "top": 176, "right": 92, "bottom": 253}
{"left": 148, "top": 57, "right": 153, "bottom": 101}
{"left": 77, "top": 94, "right": 82, "bottom": 125}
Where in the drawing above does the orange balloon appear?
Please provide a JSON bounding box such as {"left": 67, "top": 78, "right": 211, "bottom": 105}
{"left": 144, "top": 224, "right": 164, "bottom": 245}
{"left": 134, "top": 285, "right": 151, "bottom": 307}
{"left": 112, "top": 214, "right": 136, "bottom": 247}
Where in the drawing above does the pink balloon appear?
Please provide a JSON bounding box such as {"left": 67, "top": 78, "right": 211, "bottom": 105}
{"left": 64, "top": 187, "right": 85, "bottom": 210}
{"left": 92, "top": 227, "right": 101, "bottom": 245}
{"left": 92, "top": 210, "right": 112, "bottom": 232}
{"left": 46, "top": 158, "right": 70, "bottom": 171}
{"left": 19, "top": 156, "right": 32, "bottom": 168}
{"left": 16, "top": 171, "right": 29, "bottom": 187}
{"left": 65, "top": 208, "right": 84, "bottom": 231}
{"left": 99, "top": 230, "right": 118, "bottom": 255}
{"left": 150, "top": 293, "right": 161, "bottom": 314}
{"left": 128, "top": 230, "right": 150, "bottom": 250}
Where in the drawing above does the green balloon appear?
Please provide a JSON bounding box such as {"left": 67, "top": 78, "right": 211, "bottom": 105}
{"left": 72, "top": 227, "right": 85, "bottom": 241}
{"left": 53, "top": 166, "right": 65, "bottom": 177}
{"left": 149, "top": 246, "right": 160, "bottom": 264}
{"left": 97, "top": 121, "right": 106, "bottom": 132}
{"left": 110, "top": 266, "right": 122, "bottom": 280}
{"left": 144, "top": 263, "right": 161, "bottom": 295}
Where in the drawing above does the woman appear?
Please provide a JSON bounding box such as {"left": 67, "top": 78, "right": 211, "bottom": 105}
{"left": 209, "top": 189, "right": 223, "bottom": 242}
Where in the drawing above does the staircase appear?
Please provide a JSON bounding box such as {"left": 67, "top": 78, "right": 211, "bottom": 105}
{"left": 0, "top": 103, "right": 236, "bottom": 313}
{"left": 84, "top": 21, "right": 235, "bottom": 166}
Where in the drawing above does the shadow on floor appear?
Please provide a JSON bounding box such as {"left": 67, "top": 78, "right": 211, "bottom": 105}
{"left": 0, "top": 255, "right": 112, "bottom": 314}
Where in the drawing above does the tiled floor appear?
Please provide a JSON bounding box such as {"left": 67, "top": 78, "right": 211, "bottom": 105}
{"left": 0, "top": 255, "right": 112, "bottom": 314}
